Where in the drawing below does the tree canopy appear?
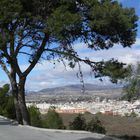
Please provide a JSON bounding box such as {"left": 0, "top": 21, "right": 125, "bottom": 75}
{"left": 122, "top": 63, "right": 140, "bottom": 101}
{"left": 69, "top": 114, "right": 86, "bottom": 130}
{"left": 86, "top": 116, "right": 106, "bottom": 134}
{"left": 0, "top": 0, "right": 138, "bottom": 76}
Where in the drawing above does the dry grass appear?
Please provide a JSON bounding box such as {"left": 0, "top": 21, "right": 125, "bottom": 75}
{"left": 59, "top": 113, "right": 140, "bottom": 137}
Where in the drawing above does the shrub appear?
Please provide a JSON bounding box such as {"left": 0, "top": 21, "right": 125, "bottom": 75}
{"left": 86, "top": 116, "right": 106, "bottom": 134}
{"left": 124, "top": 111, "right": 138, "bottom": 118}
{"left": 69, "top": 114, "right": 86, "bottom": 130}
{"left": 2, "top": 97, "right": 16, "bottom": 119}
{"left": 42, "top": 108, "right": 65, "bottom": 129}
{"left": 28, "top": 106, "right": 42, "bottom": 127}
{"left": 0, "top": 84, "right": 16, "bottom": 119}
{"left": 130, "top": 111, "right": 138, "bottom": 117}
{"left": 124, "top": 113, "right": 130, "bottom": 117}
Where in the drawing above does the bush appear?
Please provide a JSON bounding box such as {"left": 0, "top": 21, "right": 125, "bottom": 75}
{"left": 2, "top": 97, "right": 16, "bottom": 119}
{"left": 125, "top": 111, "right": 138, "bottom": 118}
{"left": 69, "top": 114, "right": 86, "bottom": 130}
{"left": 0, "top": 84, "right": 16, "bottom": 119}
{"left": 124, "top": 113, "right": 130, "bottom": 117}
{"left": 28, "top": 106, "right": 42, "bottom": 127}
{"left": 86, "top": 117, "right": 106, "bottom": 134}
{"left": 130, "top": 111, "right": 138, "bottom": 117}
{"left": 42, "top": 107, "right": 65, "bottom": 129}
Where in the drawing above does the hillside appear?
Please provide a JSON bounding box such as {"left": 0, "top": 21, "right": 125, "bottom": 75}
{"left": 26, "top": 84, "right": 123, "bottom": 102}
{"left": 39, "top": 84, "right": 121, "bottom": 94}
{"left": 59, "top": 113, "right": 140, "bottom": 139}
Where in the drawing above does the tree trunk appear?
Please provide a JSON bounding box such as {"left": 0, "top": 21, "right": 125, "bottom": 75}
{"left": 18, "top": 77, "right": 30, "bottom": 125}
{"left": 10, "top": 75, "right": 23, "bottom": 124}
{"left": 13, "top": 97, "right": 23, "bottom": 124}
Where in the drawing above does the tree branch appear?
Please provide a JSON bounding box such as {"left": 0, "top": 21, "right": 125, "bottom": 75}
{"left": 18, "top": 51, "right": 33, "bottom": 57}
{"left": 0, "top": 61, "right": 11, "bottom": 78}
{"left": 23, "top": 34, "right": 49, "bottom": 76}
{"left": 44, "top": 48, "right": 95, "bottom": 66}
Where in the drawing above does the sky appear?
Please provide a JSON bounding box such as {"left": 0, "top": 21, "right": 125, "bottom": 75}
{"left": 0, "top": 0, "right": 140, "bottom": 91}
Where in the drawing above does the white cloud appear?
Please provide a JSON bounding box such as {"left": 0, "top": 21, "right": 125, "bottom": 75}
{"left": 134, "top": 38, "right": 140, "bottom": 46}
{"left": 74, "top": 38, "right": 140, "bottom": 64}
{"left": 20, "top": 38, "right": 140, "bottom": 90}
{"left": 26, "top": 61, "right": 92, "bottom": 91}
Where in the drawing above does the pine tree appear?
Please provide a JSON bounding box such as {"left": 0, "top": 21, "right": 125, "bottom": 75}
{"left": 69, "top": 114, "right": 86, "bottom": 130}
{"left": 0, "top": 0, "right": 138, "bottom": 125}
{"left": 43, "top": 108, "right": 65, "bottom": 129}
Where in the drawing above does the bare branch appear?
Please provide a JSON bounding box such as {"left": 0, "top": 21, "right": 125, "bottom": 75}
{"left": 10, "top": 32, "right": 15, "bottom": 56}
{"left": 44, "top": 48, "right": 95, "bottom": 65}
{"left": 23, "top": 34, "right": 49, "bottom": 76}
{"left": 18, "top": 51, "right": 33, "bottom": 57}
{"left": 77, "top": 62, "right": 85, "bottom": 94}
{"left": 15, "top": 33, "right": 32, "bottom": 56}
{"left": 0, "top": 61, "right": 10, "bottom": 78}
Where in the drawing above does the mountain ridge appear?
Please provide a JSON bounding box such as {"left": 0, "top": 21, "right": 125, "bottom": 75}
{"left": 28, "top": 83, "right": 122, "bottom": 96}
{"left": 41, "top": 83, "right": 121, "bottom": 91}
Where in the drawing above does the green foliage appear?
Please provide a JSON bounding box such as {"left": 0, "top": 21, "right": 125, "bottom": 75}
{"left": 0, "top": 0, "right": 138, "bottom": 125}
{"left": 28, "top": 106, "right": 65, "bottom": 129}
{"left": 42, "top": 108, "right": 65, "bottom": 129}
{"left": 0, "top": 84, "right": 16, "bottom": 119}
{"left": 129, "top": 111, "right": 138, "bottom": 117}
{"left": 69, "top": 114, "right": 106, "bottom": 134}
{"left": 84, "top": 0, "right": 138, "bottom": 48}
{"left": 124, "top": 113, "right": 130, "bottom": 117}
{"left": 101, "top": 59, "right": 130, "bottom": 83}
{"left": 125, "top": 111, "right": 138, "bottom": 118}
{"left": 0, "top": 0, "right": 138, "bottom": 72}
{"left": 2, "top": 97, "right": 16, "bottom": 119}
{"left": 86, "top": 117, "right": 106, "bottom": 134}
{"left": 28, "top": 106, "right": 42, "bottom": 127}
{"left": 122, "top": 63, "right": 140, "bottom": 101}
{"left": 69, "top": 114, "right": 86, "bottom": 130}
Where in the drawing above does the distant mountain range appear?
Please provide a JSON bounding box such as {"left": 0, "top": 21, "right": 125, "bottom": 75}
{"left": 40, "top": 83, "right": 120, "bottom": 92}
{"left": 28, "top": 84, "right": 123, "bottom": 97}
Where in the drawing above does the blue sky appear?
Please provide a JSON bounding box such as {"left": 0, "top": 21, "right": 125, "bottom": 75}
{"left": 0, "top": 0, "right": 140, "bottom": 91}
